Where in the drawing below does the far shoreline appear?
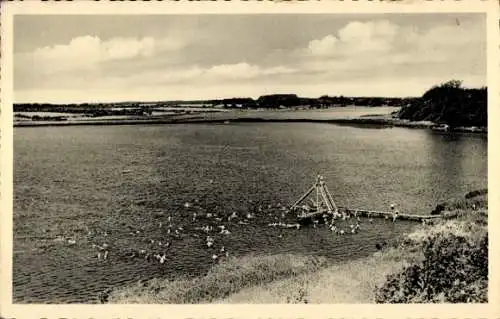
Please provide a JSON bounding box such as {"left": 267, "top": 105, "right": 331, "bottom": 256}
{"left": 13, "top": 115, "right": 488, "bottom": 134}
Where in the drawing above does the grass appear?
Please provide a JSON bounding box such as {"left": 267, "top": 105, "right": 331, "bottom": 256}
{"left": 214, "top": 248, "right": 413, "bottom": 303}
{"left": 109, "top": 190, "right": 488, "bottom": 304}
{"left": 108, "top": 253, "right": 328, "bottom": 303}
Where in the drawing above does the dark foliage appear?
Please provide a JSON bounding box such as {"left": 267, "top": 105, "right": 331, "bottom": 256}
{"left": 375, "top": 232, "right": 488, "bottom": 303}
{"left": 398, "top": 80, "right": 487, "bottom": 127}
{"left": 465, "top": 189, "right": 488, "bottom": 199}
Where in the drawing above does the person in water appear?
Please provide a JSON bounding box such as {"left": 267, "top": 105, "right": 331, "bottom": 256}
{"left": 393, "top": 210, "right": 399, "bottom": 222}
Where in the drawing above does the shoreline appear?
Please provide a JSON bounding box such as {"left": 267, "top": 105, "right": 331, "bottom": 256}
{"left": 13, "top": 115, "right": 487, "bottom": 134}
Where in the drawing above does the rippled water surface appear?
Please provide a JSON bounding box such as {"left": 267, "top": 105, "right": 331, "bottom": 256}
{"left": 13, "top": 123, "right": 487, "bottom": 303}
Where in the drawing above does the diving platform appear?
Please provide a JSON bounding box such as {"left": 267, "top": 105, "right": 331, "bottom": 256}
{"left": 290, "top": 175, "right": 441, "bottom": 224}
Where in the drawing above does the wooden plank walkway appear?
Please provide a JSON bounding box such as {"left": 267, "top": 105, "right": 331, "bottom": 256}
{"left": 297, "top": 207, "right": 441, "bottom": 224}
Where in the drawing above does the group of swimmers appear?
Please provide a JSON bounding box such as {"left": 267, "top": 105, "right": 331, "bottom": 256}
{"left": 326, "top": 217, "right": 361, "bottom": 235}
{"left": 90, "top": 199, "right": 403, "bottom": 264}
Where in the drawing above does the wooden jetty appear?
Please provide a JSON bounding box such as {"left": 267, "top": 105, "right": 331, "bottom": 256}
{"left": 290, "top": 175, "right": 441, "bottom": 224}
{"left": 338, "top": 207, "right": 441, "bottom": 222}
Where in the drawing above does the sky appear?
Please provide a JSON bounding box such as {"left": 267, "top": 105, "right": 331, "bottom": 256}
{"left": 14, "top": 14, "right": 486, "bottom": 103}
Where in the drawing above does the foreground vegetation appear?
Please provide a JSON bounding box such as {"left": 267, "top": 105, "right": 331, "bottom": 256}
{"left": 108, "top": 190, "right": 487, "bottom": 304}
{"left": 375, "top": 189, "right": 488, "bottom": 303}
{"left": 108, "top": 254, "right": 328, "bottom": 303}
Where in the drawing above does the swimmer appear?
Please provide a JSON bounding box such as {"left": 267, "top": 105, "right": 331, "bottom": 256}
{"left": 159, "top": 254, "right": 167, "bottom": 264}
{"left": 393, "top": 211, "right": 399, "bottom": 222}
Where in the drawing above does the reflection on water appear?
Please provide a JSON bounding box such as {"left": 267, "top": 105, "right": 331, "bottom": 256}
{"left": 425, "top": 131, "right": 487, "bottom": 206}
{"left": 13, "top": 123, "right": 487, "bottom": 303}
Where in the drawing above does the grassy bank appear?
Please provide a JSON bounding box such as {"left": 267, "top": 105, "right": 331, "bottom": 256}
{"left": 108, "top": 254, "right": 328, "bottom": 303}
{"left": 108, "top": 190, "right": 487, "bottom": 304}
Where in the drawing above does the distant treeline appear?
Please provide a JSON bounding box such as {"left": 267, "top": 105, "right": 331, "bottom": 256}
{"left": 14, "top": 95, "right": 415, "bottom": 113}
{"left": 193, "top": 94, "right": 415, "bottom": 108}
{"left": 15, "top": 81, "right": 487, "bottom": 128}
{"left": 398, "top": 80, "right": 487, "bottom": 128}
{"left": 13, "top": 104, "right": 153, "bottom": 115}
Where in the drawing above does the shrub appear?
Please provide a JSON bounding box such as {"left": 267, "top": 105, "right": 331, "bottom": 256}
{"left": 375, "top": 232, "right": 488, "bottom": 303}
{"left": 465, "top": 189, "right": 488, "bottom": 199}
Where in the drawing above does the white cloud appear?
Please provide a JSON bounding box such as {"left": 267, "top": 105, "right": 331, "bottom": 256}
{"left": 308, "top": 35, "right": 338, "bottom": 56}
{"left": 307, "top": 20, "right": 399, "bottom": 57}
{"left": 301, "top": 18, "right": 484, "bottom": 80}
{"left": 338, "top": 20, "right": 398, "bottom": 52}
{"left": 103, "top": 37, "right": 155, "bottom": 60}
{"left": 24, "top": 35, "right": 185, "bottom": 75}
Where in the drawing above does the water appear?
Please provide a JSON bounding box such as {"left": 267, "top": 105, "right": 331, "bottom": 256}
{"left": 13, "top": 123, "right": 487, "bottom": 303}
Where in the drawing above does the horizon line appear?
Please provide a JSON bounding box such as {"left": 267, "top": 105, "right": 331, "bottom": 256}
{"left": 15, "top": 88, "right": 489, "bottom": 106}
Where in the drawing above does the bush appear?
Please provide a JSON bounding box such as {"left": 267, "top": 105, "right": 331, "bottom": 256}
{"left": 465, "top": 189, "right": 488, "bottom": 199}
{"left": 398, "top": 80, "right": 487, "bottom": 127}
{"left": 375, "top": 232, "right": 488, "bottom": 303}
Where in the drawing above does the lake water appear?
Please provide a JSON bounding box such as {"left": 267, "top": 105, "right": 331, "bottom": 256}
{"left": 13, "top": 122, "right": 487, "bottom": 303}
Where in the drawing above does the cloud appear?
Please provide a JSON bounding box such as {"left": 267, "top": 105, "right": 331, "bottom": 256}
{"left": 308, "top": 35, "right": 339, "bottom": 56}
{"left": 23, "top": 35, "right": 185, "bottom": 76}
{"left": 103, "top": 63, "right": 297, "bottom": 88}
{"left": 302, "top": 18, "right": 485, "bottom": 80}
{"left": 307, "top": 20, "right": 399, "bottom": 57}
{"left": 205, "top": 63, "right": 295, "bottom": 80}
{"left": 14, "top": 16, "right": 485, "bottom": 103}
